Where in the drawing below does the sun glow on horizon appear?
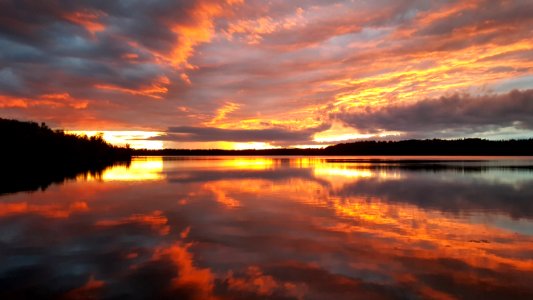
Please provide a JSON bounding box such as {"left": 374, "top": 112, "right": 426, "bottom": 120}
{"left": 160, "top": 140, "right": 281, "bottom": 150}
{"left": 66, "top": 127, "right": 405, "bottom": 150}
{"left": 313, "top": 122, "right": 402, "bottom": 143}
{"left": 67, "top": 130, "right": 164, "bottom": 149}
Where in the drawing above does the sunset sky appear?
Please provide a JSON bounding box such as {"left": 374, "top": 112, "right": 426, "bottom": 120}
{"left": 1, "top": 0, "right": 532, "bottom": 149}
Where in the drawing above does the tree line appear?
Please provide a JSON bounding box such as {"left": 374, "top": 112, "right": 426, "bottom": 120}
{"left": 1, "top": 118, "right": 131, "bottom": 164}
{"left": 134, "top": 139, "right": 533, "bottom": 156}
{"left": 0, "top": 118, "right": 132, "bottom": 194}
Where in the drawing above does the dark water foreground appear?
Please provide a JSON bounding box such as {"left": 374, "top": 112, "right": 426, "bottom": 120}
{"left": 1, "top": 156, "right": 533, "bottom": 299}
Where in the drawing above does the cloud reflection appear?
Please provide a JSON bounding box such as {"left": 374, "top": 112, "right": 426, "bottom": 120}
{"left": 0, "top": 157, "right": 532, "bottom": 299}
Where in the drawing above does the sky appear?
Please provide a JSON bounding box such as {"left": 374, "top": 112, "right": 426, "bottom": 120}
{"left": 0, "top": 0, "right": 532, "bottom": 149}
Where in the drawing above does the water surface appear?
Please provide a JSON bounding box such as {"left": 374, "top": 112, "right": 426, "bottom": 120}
{"left": 1, "top": 156, "right": 533, "bottom": 299}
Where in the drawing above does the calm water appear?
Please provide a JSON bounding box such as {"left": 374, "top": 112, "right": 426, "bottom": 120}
{"left": 1, "top": 156, "right": 533, "bottom": 299}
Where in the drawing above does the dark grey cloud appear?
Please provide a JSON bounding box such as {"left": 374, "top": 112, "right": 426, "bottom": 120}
{"left": 0, "top": 0, "right": 195, "bottom": 52}
{"left": 0, "top": 0, "right": 168, "bottom": 98}
{"left": 334, "top": 89, "right": 533, "bottom": 137}
{"left": 0, "top": 0, "right": 230, "bottom": 98}
{"left": 0, "top": 68, "right": 23, "bottom": 93}
{"left": 161, "top": 124, "right": 330, "bottom": 143}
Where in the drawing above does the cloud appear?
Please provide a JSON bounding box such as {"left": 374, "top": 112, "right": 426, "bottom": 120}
{"left": 0, "top": 0, "right": 532, "bottom": 145}
{"left": 0, "top": 0, "right": 241, "bottom": 100}
{"left": 334, "top": 89, "right": 533, "bottom": 138}
{"left": 161, "top": 124, "right": 330, "bottom": 143}
{"left": 414, "top": 0, "right": 533, "bottom": 38}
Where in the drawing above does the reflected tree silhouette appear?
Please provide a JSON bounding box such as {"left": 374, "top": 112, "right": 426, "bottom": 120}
{"left": 0, "top": 118, "right": 131, "bottom": 194}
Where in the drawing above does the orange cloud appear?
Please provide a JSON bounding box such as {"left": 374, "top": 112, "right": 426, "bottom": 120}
{"left": 0, "top": 201, "right": 89, "bottom": 218}
{"left": 180, "top": 73, "right": 192, "bottom": 84}
{"left": 63, "top": 9, "right": 106, "bottom": 36}
{"left": 147, "top": 0, "right": 244, "bottom": 68}
{"left": 225, "top": 266, "right": 307, "bottom": 298}
{"left": 205, "top": 101, "right": 240, "bottom": 126}
{"left": 64, "top": 275, "right": 105, "bottom": 300}
{"left": 96, "top": 210, "right": 170, "bottom": 235}
{"left": 203, "top": 181, "right": 241, "bottom": 208}
{"left": 152, "top": 242, "right": 217, "bottom": 299}
{"left": 224, "top": 8, "right": 305, "bottom": 44}
{"left": 0, "top": 93, "right": 88, "bottom": 109}
{"left": 121, "top": 53, "right": 139, "bottom": 60}
{"left": 95, "top": 75, "right": 170, "bottom": 99}
{"left": 0, "top": 95, "right": 28, "bottom": 108}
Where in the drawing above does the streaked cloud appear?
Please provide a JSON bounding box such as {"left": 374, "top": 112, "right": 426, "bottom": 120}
{"left": 0, "top": 0, "right": 532, "bottom": 148}
{"left": 162, "top": 124, "right": 329, "bottom": 145}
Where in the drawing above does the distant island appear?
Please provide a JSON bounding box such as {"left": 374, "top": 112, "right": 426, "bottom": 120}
{"left": 135, "top": 139, "right": 533, "bottom": 156}
{"left": 0, "top": 118, "right": 131, "bottom": 194}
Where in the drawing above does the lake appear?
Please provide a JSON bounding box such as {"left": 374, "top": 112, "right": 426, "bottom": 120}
{"left": 1, "top": 156, "right": 533, "bottom": 299}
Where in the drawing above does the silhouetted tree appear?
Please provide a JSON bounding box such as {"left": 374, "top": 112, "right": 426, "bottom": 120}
{"left": 0, "top": 118, "right": 132, "bottom": 194}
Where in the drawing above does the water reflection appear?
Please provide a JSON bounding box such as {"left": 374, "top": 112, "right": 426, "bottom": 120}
{"left": 94, "top": 157, "right": 164, "bottom": 182}
{"left": 0, "top": 160, "right": 131, "bottom": 195}
{"left": 1, "top": 156, "right": 533, "bottom": 299}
